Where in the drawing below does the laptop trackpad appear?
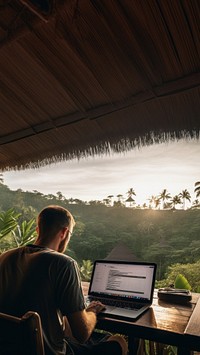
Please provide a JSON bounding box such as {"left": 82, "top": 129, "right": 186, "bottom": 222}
{"left": 102, "top": 306, "right": 137, "bottom": 317}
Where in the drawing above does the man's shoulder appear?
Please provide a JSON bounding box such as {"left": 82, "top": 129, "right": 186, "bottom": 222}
{"left": 40, "top": 249, "right": 77, "bottom": 268}
{"left": 52, "top": 252, "right": 77, "bottom": 267}
{"left": 0, "top": 246, "right": 24, "bottom": 258}
{"left": 57, "top": 252, "right": 74, "bottom": 262}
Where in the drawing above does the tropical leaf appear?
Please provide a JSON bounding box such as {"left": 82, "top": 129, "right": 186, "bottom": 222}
{"left": 0, "top": 209, "right": 21, "bottom": 239}
{"left": 15, "top": 219, "right": 37, "bottom": 246}
{"left": 174, "top": 274, "right": 191, "bottom": 290}
{"left": 80, "top": 260, "right": 93, "bottom": 281}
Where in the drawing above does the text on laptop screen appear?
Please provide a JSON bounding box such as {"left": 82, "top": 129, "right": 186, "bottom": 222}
{"left": 90, "top": 262, "right": 155, "bottom": 301}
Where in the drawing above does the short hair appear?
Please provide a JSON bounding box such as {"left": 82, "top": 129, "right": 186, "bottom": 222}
{"left": 37, "top": 205, "right": 75, "bottom": 241}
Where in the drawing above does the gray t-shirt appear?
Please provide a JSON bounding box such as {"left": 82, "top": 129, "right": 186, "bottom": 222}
{"left": 0, "top": 245, "right": 85, "bottom": 354}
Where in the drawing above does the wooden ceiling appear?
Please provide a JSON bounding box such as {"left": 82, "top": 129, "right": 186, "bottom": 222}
{"left": 0, "top": 0, "right": 200, "bottom": 170}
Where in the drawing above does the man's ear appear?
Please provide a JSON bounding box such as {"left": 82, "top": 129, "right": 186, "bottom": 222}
{"left": 36, "top": 226, "right": 39, "bottom": 234}
{"left": 60, "top": 227, "right": 68, "bottom": 240}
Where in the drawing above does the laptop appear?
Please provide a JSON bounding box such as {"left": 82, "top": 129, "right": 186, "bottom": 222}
{"left": 86, "top": 260, "right": 157, "bottom": 321}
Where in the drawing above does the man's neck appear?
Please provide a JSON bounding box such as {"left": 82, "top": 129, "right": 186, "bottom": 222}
{"left": 34, "top": 239, "right": 58, "bottom": 252}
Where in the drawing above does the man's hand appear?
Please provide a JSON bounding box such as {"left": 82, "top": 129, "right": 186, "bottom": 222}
{"left": 86, "top": 300, "right": 106, "bottom": 315}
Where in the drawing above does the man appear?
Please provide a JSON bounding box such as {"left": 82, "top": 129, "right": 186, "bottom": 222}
{"left": 0, "top": 205, "right": 128, "bottom": 354}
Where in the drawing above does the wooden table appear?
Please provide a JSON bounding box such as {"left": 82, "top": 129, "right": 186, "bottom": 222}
{"left": 82, "top": 283, "right": 200, "bottom": 355}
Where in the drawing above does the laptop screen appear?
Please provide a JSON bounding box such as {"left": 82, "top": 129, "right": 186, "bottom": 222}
{"left": 89, "top": 260, "right": 156, "bottom": 303}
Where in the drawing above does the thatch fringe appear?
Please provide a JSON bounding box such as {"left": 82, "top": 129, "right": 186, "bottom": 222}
{"left": 1, "top": 129, "right": 199, "bottom": 172}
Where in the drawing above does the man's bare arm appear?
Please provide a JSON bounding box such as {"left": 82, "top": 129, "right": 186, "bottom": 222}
{"left": 67, "top": 301, "right": 105, "bottom": 343}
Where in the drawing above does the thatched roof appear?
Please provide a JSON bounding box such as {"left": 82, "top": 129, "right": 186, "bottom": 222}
{"left": 105, "top": 243, "right": 139, "bottom": 262}
{"left": 125, "top": 196, "right": 135, "bottom": 203}
{"left": 0, "top": 0, "right": 200, "bottom": 171}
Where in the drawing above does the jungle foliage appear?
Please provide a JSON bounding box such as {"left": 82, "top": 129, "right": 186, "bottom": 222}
{"left": 0, "top": 182, "right": 200, "bottom": 288}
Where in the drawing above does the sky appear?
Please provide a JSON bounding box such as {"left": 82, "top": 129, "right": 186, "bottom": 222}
{"left": 3, "top": 139, "right": 200, "bottom": 206}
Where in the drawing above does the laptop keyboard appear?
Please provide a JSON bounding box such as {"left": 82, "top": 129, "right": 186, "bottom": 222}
{"left": 89, "top": 297, "right": 144, "bottom": 310}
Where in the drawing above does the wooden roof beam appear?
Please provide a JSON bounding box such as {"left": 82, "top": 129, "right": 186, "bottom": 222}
{"left": 0, "top": 72, "right": 200, "bottom": 146}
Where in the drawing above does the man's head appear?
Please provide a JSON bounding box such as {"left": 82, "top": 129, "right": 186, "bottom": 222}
{"left": 36, "top": 205, "right": 75, "bottom": 253}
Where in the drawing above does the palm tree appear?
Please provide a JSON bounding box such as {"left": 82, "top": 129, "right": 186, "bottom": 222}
{"left": 171, "top": 195, "right": 181, "bottom": 209}
{"left": 194, "top": 181, "right": 200, "bottom": 198}
{"left": 127, "top": 188, "right": 136, "bottom": 198}
{"left": 148, "top": 195, "right": 158, "bottom": 209}
{"left": 159, "top": 189, "right": 171, "bottom": 209}
{"left": 179, "top": 189, "right": 191, "bottom": 210}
